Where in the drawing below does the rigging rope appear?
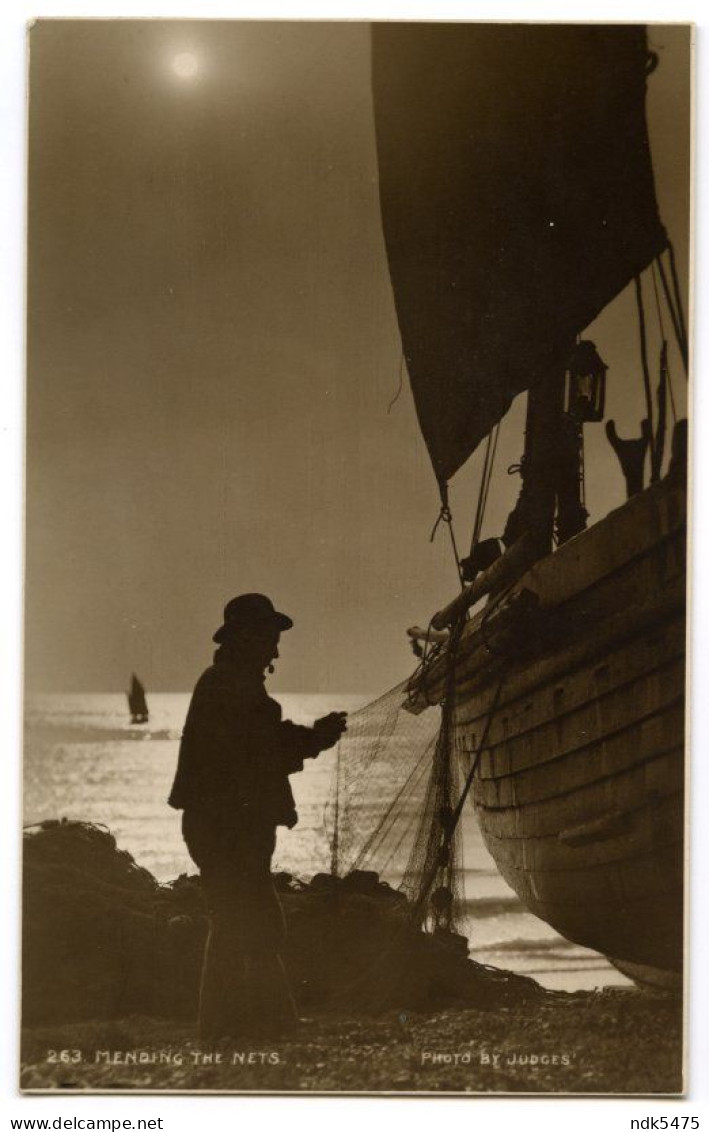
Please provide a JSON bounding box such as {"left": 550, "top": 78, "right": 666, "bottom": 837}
{"left": 412, "top": 668, "right": 505, "bottom": 925}
{"left": 412, "top": 620, "right": 449, "bottom": 707}
{"left": 472, "top": 431, "right": 494, "bottom": 546}
{"left": 634, "top": 273, "right": 658, "bottom": 482}
{"left": 651, "top": 260, "right": 678, "bottom": 424}
{"left": 387, "top": 351, "right": 406, "bottom": 414}
{"left": 430, "top": 485, "right": 465, "bottom": 588}
{"left": 667, "top": 241, "right": 689, "bottom": 369}
{"left": 656, "top": 249, "right": 689, "bottom": 374}
{"left": 472, "top": 422, "right": 501, "bottom": 549}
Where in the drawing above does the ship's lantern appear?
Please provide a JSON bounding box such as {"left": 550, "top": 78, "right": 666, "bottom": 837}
{"left": 565, "top": 340, "right": 607, "bottom": 423}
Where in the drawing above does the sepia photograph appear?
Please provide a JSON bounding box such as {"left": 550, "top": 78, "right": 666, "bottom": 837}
{"left": 21, "top": 18, "right": 690, "bottom": 1095}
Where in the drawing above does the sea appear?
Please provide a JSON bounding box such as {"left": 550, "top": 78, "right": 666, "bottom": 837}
{"left": 23, "top": 691, "right": 629, "bottom": 994}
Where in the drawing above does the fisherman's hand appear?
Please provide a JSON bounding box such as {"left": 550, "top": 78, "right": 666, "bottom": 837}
{"left": 313, "top": 711, "right": 348, "bottom": 750}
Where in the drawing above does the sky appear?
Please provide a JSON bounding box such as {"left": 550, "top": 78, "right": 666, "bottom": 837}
{"left": 25, "top": 20, "right": 690, "bottom": 694}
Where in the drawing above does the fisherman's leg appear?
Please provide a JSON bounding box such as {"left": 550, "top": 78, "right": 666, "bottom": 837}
{"left": 198, "top": 860, "right": 259, "bottom": 1040}
{"left": 182, "top": 812, "right": 255, "bottom": 1039}
{"left": 200, "top": 829, "right": 295, "bottom": 1040}
{"left": 238, "top": 829, "right": 297, "bottom": 1038}
{"left": 239, "top": 883, "right": 297, "bottom": 1037}
{"left": 197, "top": 912, "right": 229, "bottom": 1041}
{"left": 186, "top": 819, "right": 296, "bottom": 1039}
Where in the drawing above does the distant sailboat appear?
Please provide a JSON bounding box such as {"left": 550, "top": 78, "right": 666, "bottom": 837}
{"left": 127, "top": 674, "right": 149, "bottom": 725}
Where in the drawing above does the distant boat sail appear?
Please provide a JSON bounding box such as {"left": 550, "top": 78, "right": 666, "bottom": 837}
{"left": 127, "top": 674, "right": 149, "bottom": 725}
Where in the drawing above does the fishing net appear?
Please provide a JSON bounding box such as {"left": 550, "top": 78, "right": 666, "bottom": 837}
{"left": 325, "top": 680, "right": 464, "bottom": 927}
{"left": 22, "top": 815, "right": 541, "bottom": 1028}
{"left": 327, "top": 614, "right": 472, "bottom": 907}
{"left": 308, "top": 614, "right": 521, "bottom": 1013}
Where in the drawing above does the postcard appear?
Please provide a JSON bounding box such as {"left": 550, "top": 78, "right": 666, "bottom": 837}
{"left": 21, "top": 19, "right": 690, "bottom": 1095}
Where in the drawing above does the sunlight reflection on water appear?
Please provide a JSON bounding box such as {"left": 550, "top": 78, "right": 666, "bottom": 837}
{"left": 23, "top": 692, "right": 628, "bottom": 991}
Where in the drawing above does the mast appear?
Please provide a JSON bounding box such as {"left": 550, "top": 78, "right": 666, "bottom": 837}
{"left": 503, "top": 334, "right": 613, "bottom": 561}
{"left": 503, "top": 369, "right": 566, "bottom": 561}
{"left": 502, "top": 354, "right": 591, "bottom": 559}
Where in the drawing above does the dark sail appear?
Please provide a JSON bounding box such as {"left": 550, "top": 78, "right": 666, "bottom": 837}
{"left": 128, "top": 674, "right": 149, "bottom": 723}
{"left": 372, "top": 24, "right": 667, "bottom": 486}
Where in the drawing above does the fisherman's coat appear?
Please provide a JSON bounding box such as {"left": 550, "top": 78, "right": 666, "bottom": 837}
{"left": 168, "top": 654, "right": 321, "bottom": 833}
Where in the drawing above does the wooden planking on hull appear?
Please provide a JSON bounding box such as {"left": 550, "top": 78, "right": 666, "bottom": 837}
{"left": 515, "top": 477, "right": 685, "bottom": 612}
{"left": 455, "top": 614, "right": 685, "bottom": 740}
{"left": 473, "top": 746, "right": 683, "bottom": 838}
{"left": 411, "top": 478, "right": 687, "bottom": 977}
{"left": 412, "top": 574, "right": 684, "bottom": 716}
{"left": 478, "top": 791, "right": 683, "bottom": 872}
{"left": 546, "top": 533, "right": 684, "bottom": 655}
{"left": 472, "top": 700, "right": 683, "bottom": 808}
{"left": 491, "top": 843, "right": 682, "bottom": 921}
{"left": 408, "top": 478, "right": 686, "bottom": 712}
{"left": 470, "top": 655, "right": 684, "bottom": 780}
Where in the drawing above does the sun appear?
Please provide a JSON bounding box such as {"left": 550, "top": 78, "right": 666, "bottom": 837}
{"left": 172, "top": 52, "right": 199, "bottom": 80}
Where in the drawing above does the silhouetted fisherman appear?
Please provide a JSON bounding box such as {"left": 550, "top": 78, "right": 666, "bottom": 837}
{"left": 168, "top": 593, "right": 347, "bottom": 1040}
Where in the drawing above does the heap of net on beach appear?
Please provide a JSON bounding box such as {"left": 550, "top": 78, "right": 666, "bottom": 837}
{"left": 23, "top": 816, "right": 542, "bottom": 1027}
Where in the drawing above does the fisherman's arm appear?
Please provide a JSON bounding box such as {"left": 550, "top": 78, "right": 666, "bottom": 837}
{"left": 273, "top": 712, "right": 348, "bottom": 773}
{"left": 236, "top": 687, "right": 347, "bottom": 773}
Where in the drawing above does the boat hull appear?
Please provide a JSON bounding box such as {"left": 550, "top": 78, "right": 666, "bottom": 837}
{"left": 439, "top": 478, "right": 686, "bottom": 981}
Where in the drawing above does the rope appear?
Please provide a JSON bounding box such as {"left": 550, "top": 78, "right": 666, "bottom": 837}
{"left": 429, "top": 503, "right": 452, "bottom": 542}
{"left": 408, "top": 612, "right": 466, "bottom": 918}
{"left": 656, "top": 251, "right": 689, "bottom": 374}
{"left": 415, "top": 555, "right": 517, "bottom": 710}
{"left": 651, "top": 261, "right": 678, "bottom": 424}
{"left": 387, "top": 352, "right": 405, "bottom": 414}
{"left": 667, "top": 241, "right": 689, "bottom": 369}
{"left": 634, "top": 273, "right": 657, "bottom": 482}
{"left": 447, "top": 676, "right": 505, "bottom": 838}
{"left": 331, "top": 728, "right": 341, "bottom": 876}
{"left": 412, "top": 667, "right": 505, "bottom": 923}
{"left": 483, "top": 423, "right": 501, "bottom": 523}
{"left": 408, "top": 616, "right": 452, "bottom": 710}
{"left": 472, "top": 422, "right": 501, "bottom": 549}
{"left": 472, "top": 431, "right": 493, "bottom": 546}
{"left": 430, "top": 421, "right": 501, "bottom": 592}
{"left": 429, "top": 485, "right": 464, "bottom": 588}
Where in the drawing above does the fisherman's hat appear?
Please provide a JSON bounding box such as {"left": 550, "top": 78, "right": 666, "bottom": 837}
{"left": 213, "top": 593, "right": 293, "bottom": 642}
